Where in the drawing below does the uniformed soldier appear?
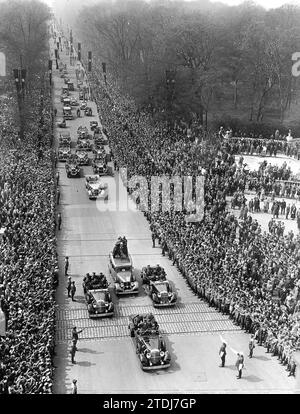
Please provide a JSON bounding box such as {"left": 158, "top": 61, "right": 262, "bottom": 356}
{"left": 57, "top": 213, "right": 62, "bottom": 230}
{"left": 219, "top": 342, "right": 227, "bottom": 367}
{"left": 236, "top": 352, "right": 245, "bottom": 379}
{"left": 70, "top": 343, "right": 76, "bottom": 364}
{"left": 151, "top": 231, "right": 156, "bottom": 248}
{"left": 248, "top": 335, "right": 255, "bottom": 358}
{"left": 70, "top": 281, "right": 76, "bottom": 301}
{"left": 66, "top": 276, "right": 72, "bottom": 297}
{"left": 64, "top": 256, "right": 69, "bottom": 276}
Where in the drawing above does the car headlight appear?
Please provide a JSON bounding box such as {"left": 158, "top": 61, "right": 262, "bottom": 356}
{"left": 120, "top": 282, "right": 124, "bottom": 287}
{"left": 160, "top": 351, "right": 165, "bottom": 357}
{"left": 146, "top": 353, "right": 151, "bottom": 359}
{"left": 131, "top": 282, "right": 135, "bottom": 287}
{"left": 157, "top": 293, "right": 161, "bottom": 298}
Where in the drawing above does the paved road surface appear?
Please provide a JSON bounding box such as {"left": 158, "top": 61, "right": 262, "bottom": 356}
{"left": 52, "top": 43, "right": 298, "bottom": 394}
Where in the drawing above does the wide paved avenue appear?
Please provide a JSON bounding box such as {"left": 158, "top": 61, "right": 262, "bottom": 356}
{"left": 52, "top": 45, "right": 298, "bottom": 394}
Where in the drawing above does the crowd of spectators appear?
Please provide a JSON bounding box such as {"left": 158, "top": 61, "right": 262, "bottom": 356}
{"left": 224, "top": 136, "right": 300, "bottom": 160}
{"left": 0, "top": 88, "right": 57, "bottom": 393}
{"left": 89, "top": 68, "right": 300, "bottom": 378}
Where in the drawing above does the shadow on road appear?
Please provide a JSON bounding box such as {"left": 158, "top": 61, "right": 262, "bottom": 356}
{"left": 78, "top": 347, "right": 104, "bottom": 355}
{"left": 76, "top": 360, "right": 96, "bottom": 367}
{"left": 243, "top": 374, "right": 263, "bottom": 383}
{"left": 253, "top": 355, "right": 271, "bottom": 361}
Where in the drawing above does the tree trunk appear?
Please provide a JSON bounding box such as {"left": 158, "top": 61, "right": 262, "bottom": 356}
{"left": 233, "top": 80, "right": 238, "bottom": 109}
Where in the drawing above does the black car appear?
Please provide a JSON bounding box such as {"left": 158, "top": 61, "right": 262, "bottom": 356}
{"left": 145, "top": 280, "right": 177, "bottom": 307}
{"left": 65, "top": 156, "right": 80, "bottom": 178}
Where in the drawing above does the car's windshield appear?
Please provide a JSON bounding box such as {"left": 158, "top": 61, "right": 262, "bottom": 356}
{"left": 154, "top": 282, "right": 169, "bottom": 292}
{"left": 92, "top": 291, "right": 108, "bottom": 302}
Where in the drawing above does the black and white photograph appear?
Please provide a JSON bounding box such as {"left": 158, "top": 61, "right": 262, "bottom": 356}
{"left": 1, "top": 0, "right": 300, "bottom": 398}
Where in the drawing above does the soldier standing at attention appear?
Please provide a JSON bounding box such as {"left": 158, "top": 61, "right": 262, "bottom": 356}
{"left": 219, "top": 335, "right": 227, "bottom": 367}
{"left": 249, "top": 334, "right": 255, "bottom": 358}
{"left": 70, "top": 343, "right": 76, "bottom": 364}
{"left": 151, "top": 231, "right": 156, "bottom": 248}
{"left": 56, "top": 171, "right": 60, "bottom": 185}
{"left": 57, "top": 188, "right": 60, "bottom": 205}
{"left": 67, "top": 276, "right": 72, "bottom": 297}
{"left": 70, "top": 281, "right": 76, "bottom": 301}
{"left": 219, "top": 342, "right": 227, "bottom": 367}
{"left": 64, "top": 256, "right": 69, "bottom": 276}
{"left": 236, "top": 352, "right": 245, "bottom": 379}
{"left": 57, "top": 212, "right": 62, "bottom": 230}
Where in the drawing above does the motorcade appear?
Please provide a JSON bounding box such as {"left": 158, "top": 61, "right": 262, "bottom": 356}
{"left": 65, "top": 155, "right": 80, "bottom": 178}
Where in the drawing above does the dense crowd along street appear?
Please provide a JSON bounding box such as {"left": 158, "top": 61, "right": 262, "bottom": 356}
{"left": 1, "top": 0, "right": 300, "bottom": 395}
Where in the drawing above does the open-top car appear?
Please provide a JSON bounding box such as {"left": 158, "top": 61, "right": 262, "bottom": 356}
{"left": 63, "top": 106, "right": 74, "bottom": 120}
{"left": 128, "top": 313, "right": 171, "bottom": 370}
{"left": 92, "top": 155, "right": 113, "bottom": 175}
{"left": 80, "top": 101, "right": 88, "bottom": 110}
{"left": 61, "top": 86, "right": 69, "bottom": 95}
{"left": 84, "top": 106, "right": 93, "bottom": 116}
{"left": 62, "top": 97, "right": 71, "bottom": 107}
{"left": 108, "top": 239, "right": 138, "bottom": 295}
{"left": 58, "top": 132, "right": 71, "bottom": 147}
{"left": 65, "top": 155, "right": 80, "bottom": 178}
{"left": 141, "top": 265, "right": 167, "bottom": 285}
{"left": 82, "top": 272, "right": 109, "bottom": 294}
{"left": 144, "top": 280, "right": 177, "bottom": 307}
{"left": 85, "top": 289, "right": 114, "bottom": 318}
{"left": 77, "top": 126, "right": 89, "bottom": 137}
{"left": 58, "top": 146, "right": 71, "bottom": 162}
{"left": 85, "top": 175, "right": 108, "bottom": 200}
{"left": 93, "top": 144, "right": 106, "bottom": 156}
{"left": 90, "top": 120, "right": 98, "bottom": 131}
{"left": 94, "top": 131, "right": 108, "bottom": 146}
{"left": 77, "top": 138, "right": 92, "bottom": 151}
{"left": 70, "top": 97, "right": 79, "bottom": 106}
{"left": 67, "top": 81, "right": 74, "bottom": 91}
{"left": 75, "top": 149, "right": 89, "bottom": 165}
